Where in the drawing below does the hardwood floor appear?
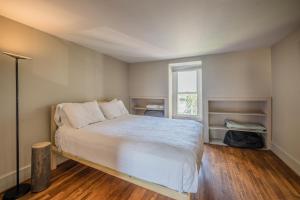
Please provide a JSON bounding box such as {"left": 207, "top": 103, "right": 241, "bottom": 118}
{"left": 3, "top": 145, "right": 300, "bottom": 200}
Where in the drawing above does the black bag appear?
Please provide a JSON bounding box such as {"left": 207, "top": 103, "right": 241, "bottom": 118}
{"left": 144, "top": 110, "right": 164, "bottom": 117}
{"left": 223, "top": 130, "right": 264, "bottom": 148}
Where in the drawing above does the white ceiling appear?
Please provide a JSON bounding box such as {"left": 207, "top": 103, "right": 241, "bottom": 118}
{"left": 1, "top": 0, "right": 300, "bottom": 63}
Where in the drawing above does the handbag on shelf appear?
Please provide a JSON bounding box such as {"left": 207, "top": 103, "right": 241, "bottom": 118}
{"left": 223, "top": 130, "right": 264, "bottom": 149}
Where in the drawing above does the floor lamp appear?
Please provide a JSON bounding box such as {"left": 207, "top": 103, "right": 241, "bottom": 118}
{"left": 3, "top": 52, "right": 32, "bottom": 200}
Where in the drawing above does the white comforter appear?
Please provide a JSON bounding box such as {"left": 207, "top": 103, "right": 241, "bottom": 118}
{"left": 55, "top": 115, "right": 203, "bottom": 193}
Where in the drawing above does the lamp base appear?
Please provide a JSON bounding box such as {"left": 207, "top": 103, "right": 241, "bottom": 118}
{"left": 3, "top": 183, "right": 31, "bottom": 200}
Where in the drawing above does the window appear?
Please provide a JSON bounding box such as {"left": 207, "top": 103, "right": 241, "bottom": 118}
{"left": 169, "top": 61, "right": 202, "bottom": 120}
{"left": 177, "top": 70, "right": 198, "bottom": 115}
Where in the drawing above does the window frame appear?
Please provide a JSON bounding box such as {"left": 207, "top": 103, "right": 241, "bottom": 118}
{"left": 171, "top": 65, "right": 202, "bottom": 121}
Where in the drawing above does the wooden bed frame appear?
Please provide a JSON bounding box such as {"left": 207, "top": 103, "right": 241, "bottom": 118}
{"left": 50, "top": 103, "right": 192, "bottom": 200}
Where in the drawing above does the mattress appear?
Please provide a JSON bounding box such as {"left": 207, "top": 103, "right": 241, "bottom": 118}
{"left": 55, "top": 114, "right": 203, "bottom": 193}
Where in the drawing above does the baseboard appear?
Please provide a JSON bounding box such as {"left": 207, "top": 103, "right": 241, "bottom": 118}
{"left": 271, "top": 143, "right": 300, "bottom": 176}
{"left": 0, "top": 165, "right": 31, "bottom": 193}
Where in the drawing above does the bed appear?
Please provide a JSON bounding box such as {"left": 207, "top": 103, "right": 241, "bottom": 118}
{"left": 50, "top": 102, "right": 203, "bottom": 200}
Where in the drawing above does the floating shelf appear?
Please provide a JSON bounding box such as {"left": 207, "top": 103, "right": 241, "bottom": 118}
{"left": 133, "top": 107, "right": 164, "bottom": 111}
{"left": 209, "top": 125, "right": 266, "bottom": 133}
{"left": 133, "top": 107, "right": 147, "bottom": 110}
{"left": 130, "top": 97, "right": 167, "bottom": 117}
{"left": 209, "top": 111, "right": 266, "bottom": 117}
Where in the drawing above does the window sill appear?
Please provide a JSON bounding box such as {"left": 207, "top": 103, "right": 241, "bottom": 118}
{"left": 172, "top": 115, "right": 202, "bottom": 122}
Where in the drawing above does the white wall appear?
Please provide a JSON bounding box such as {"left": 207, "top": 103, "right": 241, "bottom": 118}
{"left": 0, "top": 16, "right": 128, "bottom": 192}
{"left": 103, "top": 55, "right": 129, "bottom": 106}
{"left": 129, "top": 61, "right": 169, "bottom": 98}
{"left": 271, "top": 27, "right": 300, "bottom": 175}
{"left": 129, "top": 48, "right": 271, "bottom": 99}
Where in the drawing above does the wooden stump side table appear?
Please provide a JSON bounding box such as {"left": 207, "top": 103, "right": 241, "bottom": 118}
{"left": 31, "top": 142, "right": 51, "bottom": 192}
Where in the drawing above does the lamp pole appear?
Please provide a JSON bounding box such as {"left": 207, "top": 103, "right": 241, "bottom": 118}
{"left": 3, "top": 52, "right": 32, "bottom": 200}
{"left": 16, "top": 57, "right": 20, "bottom": 190}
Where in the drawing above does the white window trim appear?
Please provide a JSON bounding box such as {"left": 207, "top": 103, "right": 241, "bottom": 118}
{"left": 169, "top": 61, "right": 202, "bottom": 121}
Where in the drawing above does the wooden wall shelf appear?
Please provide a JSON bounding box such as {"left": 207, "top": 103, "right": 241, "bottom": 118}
{"left": 130, "top": 97, "right": 168, "bottom": 117}
{"left": 205, "top": 97, "right": 272, "bottom": 149}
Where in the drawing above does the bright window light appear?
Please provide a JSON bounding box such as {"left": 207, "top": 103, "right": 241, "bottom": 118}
{"left": 177, "top": 70, "right": 198, "bottom": 116}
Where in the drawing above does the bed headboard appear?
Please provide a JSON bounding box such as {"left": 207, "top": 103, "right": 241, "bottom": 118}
{"left": 50, "top": 99, "right": 112, "bottom": 147}
{"left": 50, "top": 105, "right": 58, "bottom": 147}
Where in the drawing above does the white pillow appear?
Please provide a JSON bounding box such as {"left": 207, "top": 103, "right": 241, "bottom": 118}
{"left": 62, "top": 101, "right": 106, "bottom": 129}
{"left": 99, "top": 99, "right": 127, "bottom": 119}
{"left": 54, "top": 103, "right": 72, "bottom": 127}
{"left": 116, "top": 100, "right": 129, "bottom": 115}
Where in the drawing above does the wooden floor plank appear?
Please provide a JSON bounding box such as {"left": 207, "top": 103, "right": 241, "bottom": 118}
{"left": 1, "top": 144, "right": 299, "bottom": 200}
